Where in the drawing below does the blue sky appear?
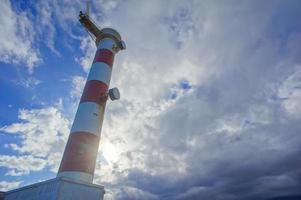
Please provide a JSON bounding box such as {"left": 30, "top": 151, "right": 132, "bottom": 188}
{"left": 1, "top": 0, "right": 301, "bottom": 199}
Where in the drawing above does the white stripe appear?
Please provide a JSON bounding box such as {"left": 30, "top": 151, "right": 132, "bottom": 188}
{"left": 71, "top": 102, "right": 105, "bottom": 136}
{"left": 97, "top": 38, "right": 116, "bottom": 51}
{"left": 57, "top": 171, "right": 93, "bottom": 183}
{"left": 87, "top": 62, "right": 112, "bottom": 85}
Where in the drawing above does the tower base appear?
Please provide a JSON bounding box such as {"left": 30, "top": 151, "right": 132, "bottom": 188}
{"left": 3, "top": 177, "right": 105, "bottom": 200}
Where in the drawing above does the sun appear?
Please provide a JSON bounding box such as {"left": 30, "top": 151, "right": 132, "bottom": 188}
{"left": 101, "top": 140, "right": 120, "bottom": 164}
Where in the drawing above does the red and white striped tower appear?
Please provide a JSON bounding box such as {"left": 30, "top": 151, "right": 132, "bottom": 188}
{"left": 57, "top": 12, "right": 125, "bottom": 183}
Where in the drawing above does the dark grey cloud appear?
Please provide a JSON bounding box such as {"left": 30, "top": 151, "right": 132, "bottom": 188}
{"left": 103, "top": 1, "right": 301, "bottom": 199}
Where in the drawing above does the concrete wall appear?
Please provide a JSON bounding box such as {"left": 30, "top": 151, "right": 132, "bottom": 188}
{"left": 4, "top": 178, "right": 105, "bottom": 200}
{"left": 0, "top": 191, "right": 5, "bottom": 200}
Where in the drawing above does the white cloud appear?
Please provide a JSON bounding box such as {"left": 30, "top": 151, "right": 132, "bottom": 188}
{"left": 5, "top": 169, "right": 26, "bottom": 177}
{"left": 17, "top": 77, "right": 41, "bottom": 89}
{"left": 0, "top": 0, "right": 86, "bottom": 72}
{"left": 0, "top": 181, "right": 22, "bottom": 192}
{"left": 0, "top": 0, "right": 41, "bottom": 72}
{"left": 114, "top": 186, "right": 159, "bottom": 200}
{"left": 1, "top": 107, "right": 69, "bottom": 157}
{"left": 0, "top": 155, "right": 46, "bottom": 176}
{"left": 0, "top": 106, "right": 70, "bottom": 175}
{"left": 278, "top": 65, "right": 301, "bottom": 117}
{"left": 70, "top": 75, "right": 86, "bottom": 100}
{"left": 75, "top": 36, "right": 96, "bottom": 73}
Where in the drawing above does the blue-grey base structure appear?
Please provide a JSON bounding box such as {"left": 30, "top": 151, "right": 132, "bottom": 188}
{"left": 2, "top": 177, "right": 105, "bottom": 200}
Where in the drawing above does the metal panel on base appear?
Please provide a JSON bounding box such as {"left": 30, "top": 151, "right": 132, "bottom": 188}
{"left": 4, "top": 177, "right": 105, "bottom": 200}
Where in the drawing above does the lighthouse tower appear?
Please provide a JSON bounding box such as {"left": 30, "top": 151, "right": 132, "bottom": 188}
{"left": 2, "top": 7, "right": 125, "bottom": 200}
{"left": 57, "top": 9, "right": 125, "bottom": 184}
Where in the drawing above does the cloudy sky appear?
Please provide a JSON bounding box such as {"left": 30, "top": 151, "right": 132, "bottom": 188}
{"left": 1, "top": 0, "right": 301, "bottom": 199}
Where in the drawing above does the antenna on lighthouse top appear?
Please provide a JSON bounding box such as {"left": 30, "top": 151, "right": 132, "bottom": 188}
{"left": 78, "top": 2, "right": 126, "bottom": 50}
{"left": 79, "top": 1, "right": 102, "bottom": 42}
{"left": 86, "top": 1, "right": 90, "bottom": 17}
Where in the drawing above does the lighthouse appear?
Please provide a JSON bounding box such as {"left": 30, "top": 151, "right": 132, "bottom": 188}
{"left": 57, "top": 11, "right": 125, "bottom": 184}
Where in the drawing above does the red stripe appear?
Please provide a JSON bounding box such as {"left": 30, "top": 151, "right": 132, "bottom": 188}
{"left": 59, "top": 132, "right": 100, "bottom": 174}
{"left": 80, "top": 80, "right": 108, "bottom": 104}
{"left": 93, "top": 49, "right": 114, "bottom": 67}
